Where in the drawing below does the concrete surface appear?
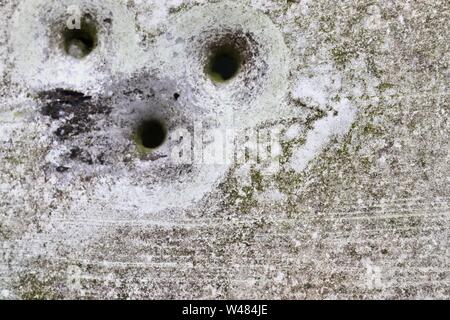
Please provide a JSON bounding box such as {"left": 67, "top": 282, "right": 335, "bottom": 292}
{"left": 0, "top": 0, "right": 448, "bottom": 299}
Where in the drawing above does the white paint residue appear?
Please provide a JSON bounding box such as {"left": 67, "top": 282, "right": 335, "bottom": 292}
{"left": 256, "top": 188, "right": 287, "bottom": 203}
{"left": 293, "top": 64, "right": 342, "bottom": 106}
{"left": 362, "top": 258, "right": 383, "bottom": 290}
{"left": 285, "top": 123, "right": 302, "bottom": 140}
{"left": 290, "top": 99, "right": 356, "bottom": 172}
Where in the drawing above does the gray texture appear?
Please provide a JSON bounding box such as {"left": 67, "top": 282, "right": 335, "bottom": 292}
{"left": 0, "top": 0, "right": 449, "bottom": 299}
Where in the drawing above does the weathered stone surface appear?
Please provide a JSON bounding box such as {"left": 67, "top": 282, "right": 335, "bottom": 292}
{"left": 0, "top": 0, "right": 448, "bottom": 299}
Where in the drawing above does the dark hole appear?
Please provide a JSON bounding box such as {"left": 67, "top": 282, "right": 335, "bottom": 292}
{"left": 138, "top": 120, "right": 167, "bottom": 149}
{"left": 63, "top": 18, "right": 97, "bottom": 59}
{"left": 207, "top": 45, "right": 242, "bottom": 82}
{"left": 173, "top": 93, "right": 180, "bottom": 100}
{"left": 211, "top": 53, "right": 239, "bottom": 80}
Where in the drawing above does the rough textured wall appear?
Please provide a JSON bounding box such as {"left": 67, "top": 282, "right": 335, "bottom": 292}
{"left": 0, "top": 0, "right": 448, "bottom": 299}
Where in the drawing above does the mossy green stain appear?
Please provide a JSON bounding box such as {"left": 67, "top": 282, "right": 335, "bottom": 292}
{"left": 18, "top": 274, "right": 62, "bottom": 300}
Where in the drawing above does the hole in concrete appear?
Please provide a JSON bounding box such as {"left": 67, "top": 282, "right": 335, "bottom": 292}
{"left": 206, "top": 43, "right": 243, "bottom": 83}
{"left": 62, "top": 16, "right": 98, "bottom": 59}
{"left": 137, "top": 119, "right": 167, "bottom": 149}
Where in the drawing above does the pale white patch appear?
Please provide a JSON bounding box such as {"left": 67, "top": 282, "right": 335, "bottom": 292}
{"left": 0, "top": 289, "right": 10, "bottom": 298}
{"left": 255, "top": 188, "right": 287, "bottom": 203}
{"left": 285, "top": 123, "right": 302, "bottom": 140}
{"left": 292, "top": 64, "right": 342, "bottom": 107}
{"left": 362, "top": 258, "right": 384, "bottom": 290}
{"left": 290, "top": 99, "right": 357, "bottom": 172}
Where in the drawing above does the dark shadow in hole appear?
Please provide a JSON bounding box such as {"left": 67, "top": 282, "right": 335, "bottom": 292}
{"left": 207, "top": 44, "right": 242, "bottom": 82}
{"left": 62, "top": 17, "right": 98, "bottom": 59}
{"left": 137, "top": 119, "right": 167, "bottom": 149}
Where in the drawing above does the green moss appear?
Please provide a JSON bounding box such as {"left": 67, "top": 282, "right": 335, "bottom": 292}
{"left": 360, "top": 156, "right": 372, "bottom": 169}
{"left": 332, "top": 95, "right": 342, "bottom": 103}
{"left": 4, "top": 155, "right": 23, "bottom": 166}
{"left": 362, "top": 123, "right": 384, "bottom": 136}
{"left": 279, "top": 140, "right": 295, "bottom": 165}
{"left": 13, "top": 110, "right": 25, "bottom": 118}
{"left": 366, "top": 56, "right": 382, "bottom": 77}
{"left": 319, "top": 15, "right": 336, "bottom": 33}
{"left": 220, "top": 174, "right": 258, "bottom": 214}
{"left": 377, "top": 82, "right": 395, "bottom": 92}
{"left": 168, "top": 3, "right": 190, "bottom": 15}
{"left": 250, "top": 168, "right": 264, "bottom": 192}
{"left": 239, "top": 185, "right": 257, "bottom": 213}
{"left": 134, "top": 131, "right": 151, "bottom": 155}
{"left": 331, "top": 45, "right": 359, "bottom": 66}
{"left": 17, "top": 273, "right": 62, "bottom": 300}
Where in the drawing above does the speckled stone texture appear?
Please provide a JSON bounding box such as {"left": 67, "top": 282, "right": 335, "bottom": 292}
{"left": 0, "top": 0, "right": 449, "bottom": 299}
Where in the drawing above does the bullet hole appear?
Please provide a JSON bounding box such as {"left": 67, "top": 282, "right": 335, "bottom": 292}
{"left": 62, "top": 16, "right": 98, "bottom": 59}
{"left": 173, "top": 93, "right": 180, "bottom": 100}
{"left": 204, "top": 31, "right": 256, "bottom": 84}
{"left": 137, "top": 119, "right": 167, "bottom": 150}
{"left": 207, "top": 44, "right": 242, "bottom": 82}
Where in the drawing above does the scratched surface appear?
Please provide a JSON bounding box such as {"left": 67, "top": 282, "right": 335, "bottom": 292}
{"left": 0, "top": 0, "right": 449, "bottom": 299}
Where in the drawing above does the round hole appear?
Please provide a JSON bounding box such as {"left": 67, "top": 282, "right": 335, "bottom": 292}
{"left": 137, "top": 120, "right": 167, "bottom": 149}
{"left": 62, "top": 17, "right": 98, "bottom": 59}
{"left": 206, "top": 44, "right": 243, "bottom": 82}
